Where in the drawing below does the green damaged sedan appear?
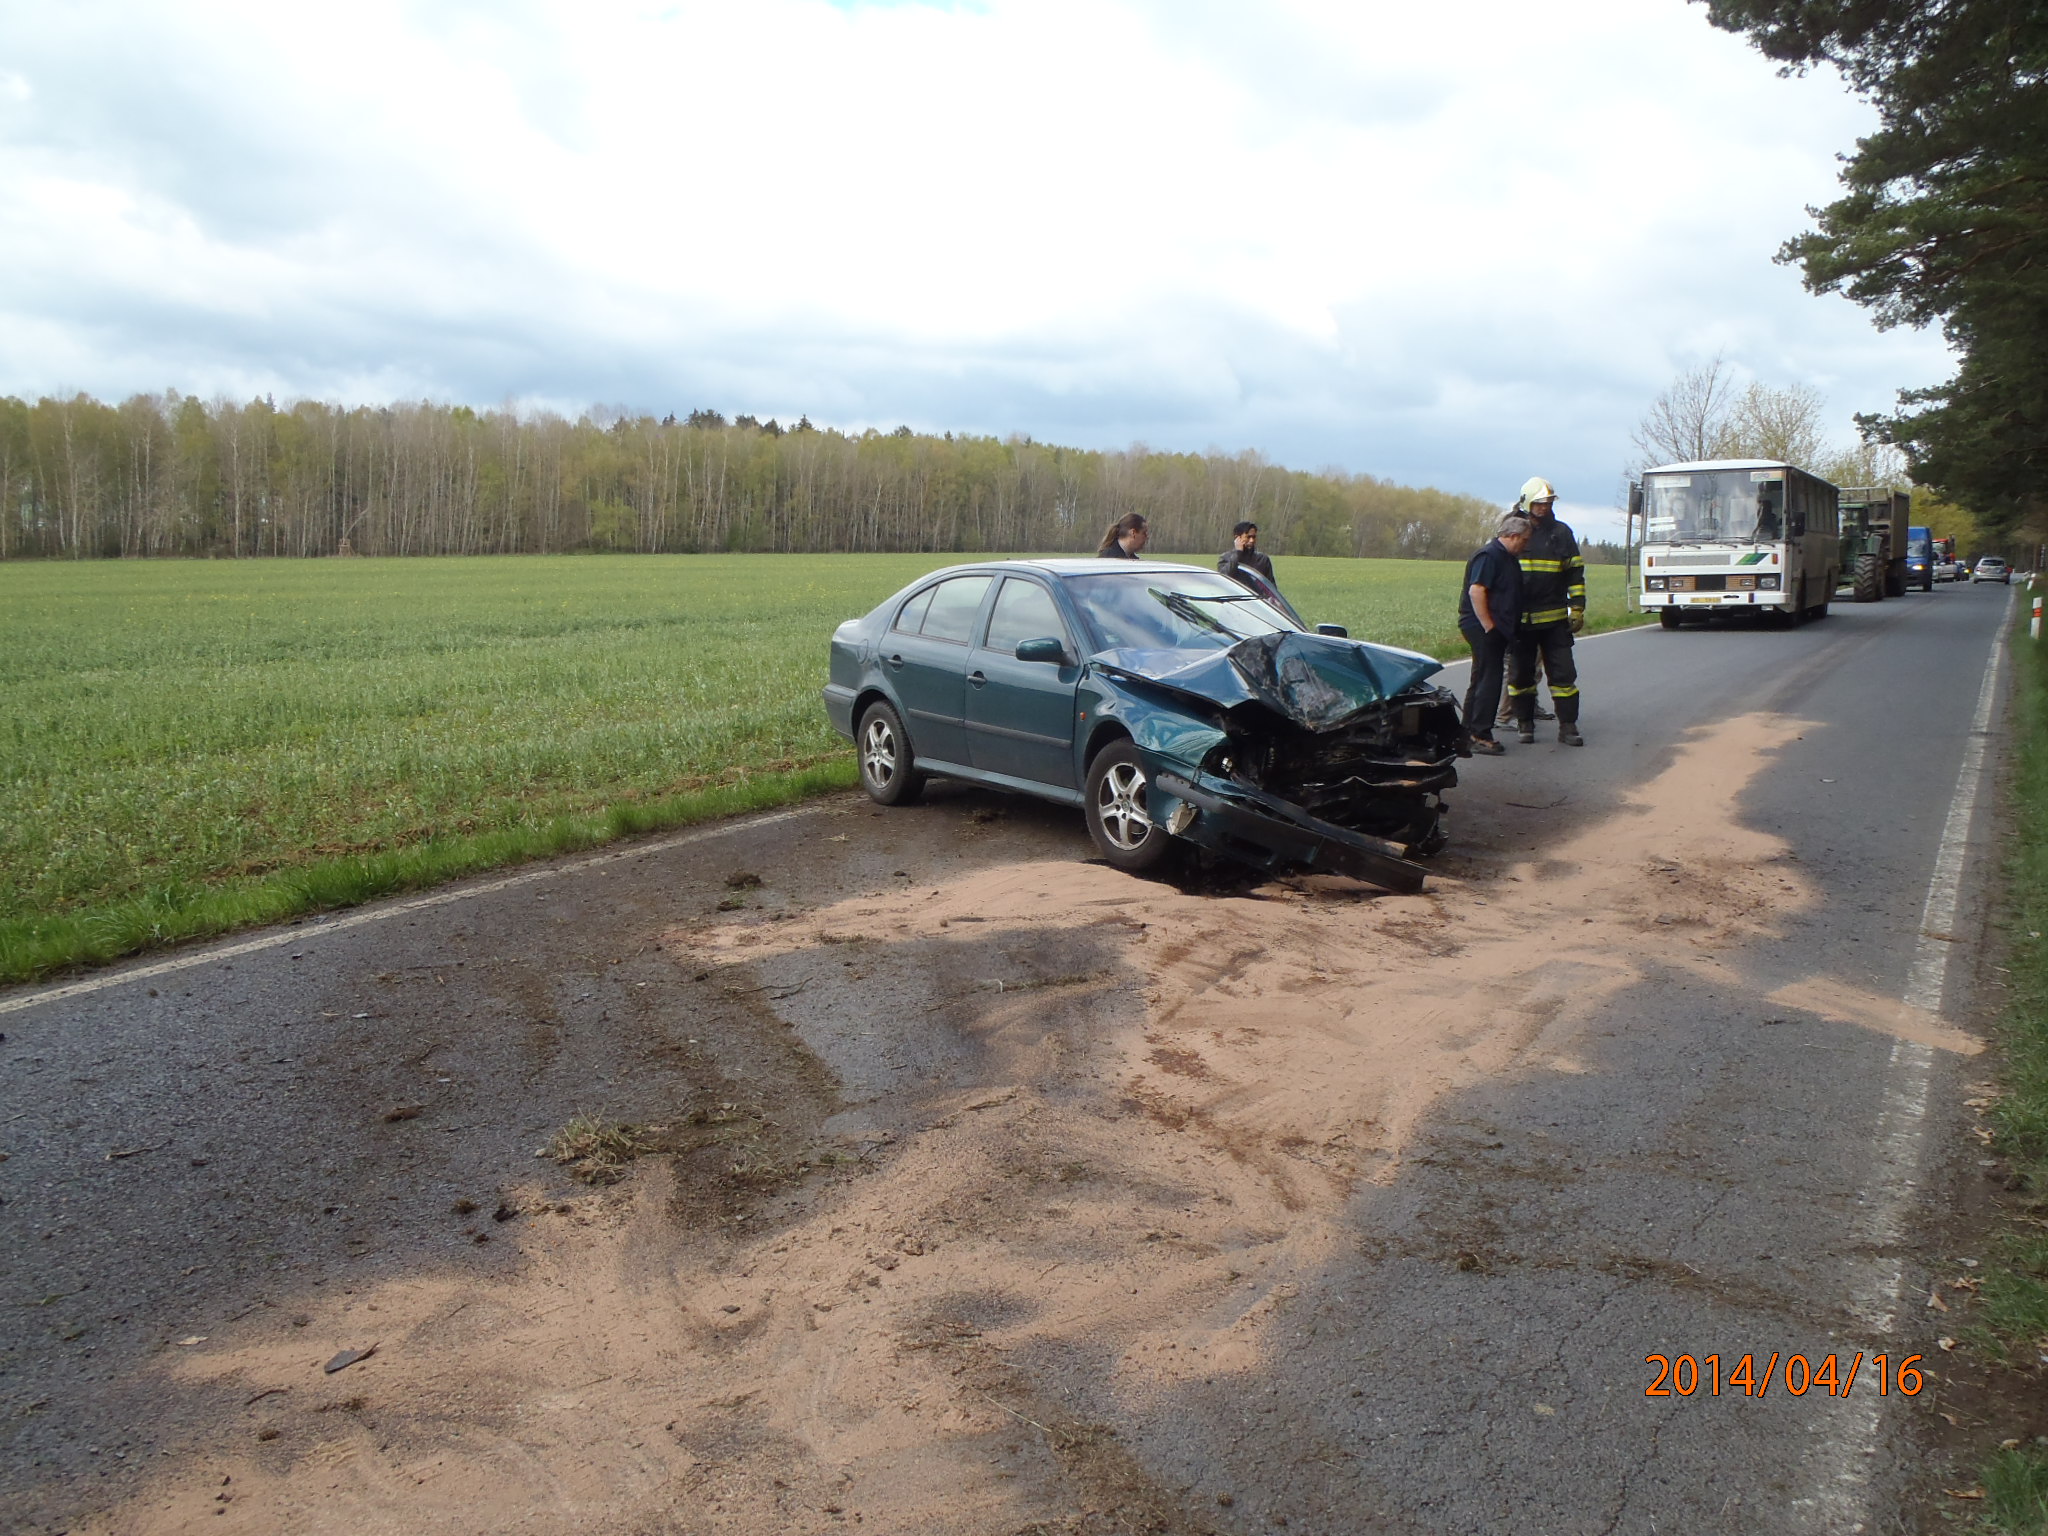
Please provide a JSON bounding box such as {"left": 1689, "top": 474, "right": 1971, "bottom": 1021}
{"left": 822, "top": 559, "right": 1466, "bottom": 893}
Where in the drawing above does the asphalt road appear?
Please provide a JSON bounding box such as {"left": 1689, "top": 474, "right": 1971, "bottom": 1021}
{"left": 1158, "top": 583, "right": 2016, "bottom": 1534}
{"left": 0, "top": 578, "right": 2018, "bottom": 1534}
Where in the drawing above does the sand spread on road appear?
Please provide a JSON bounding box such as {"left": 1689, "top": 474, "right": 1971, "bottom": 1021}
{"left": 109, "top": 712, "right": 1914, "bottom": 1535}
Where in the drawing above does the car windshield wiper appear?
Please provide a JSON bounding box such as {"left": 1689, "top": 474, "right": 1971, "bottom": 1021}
{"left": 1152, "top": 589, "right": 1234, "bottom": 637}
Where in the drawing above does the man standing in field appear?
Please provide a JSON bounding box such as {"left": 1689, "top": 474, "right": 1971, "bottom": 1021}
{"left": 1458, "top": 515, "right": 1530, "bottom": 755}
{"left": 1219, "top": 522, "right": 1275, "bottom": 591}
{"left": 1505, "top": 477, "right": 1585, "bottom": 747}
{"left": 1218, "top": 520, "right": 1304, "bottom": 623}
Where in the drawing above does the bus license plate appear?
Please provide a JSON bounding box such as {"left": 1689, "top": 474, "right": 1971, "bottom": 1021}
{"left": 1689, "top": 595, "right": 1717, "bottom": 604}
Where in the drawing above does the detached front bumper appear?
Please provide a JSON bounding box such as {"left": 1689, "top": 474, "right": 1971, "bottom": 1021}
{"left": 1147, "top": 769, "right": 1429, "bottom": 894}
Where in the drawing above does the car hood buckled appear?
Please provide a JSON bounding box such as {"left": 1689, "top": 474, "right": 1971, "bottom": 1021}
{"left": 1092, "top": 630, "right": 1443, "bottom": 730}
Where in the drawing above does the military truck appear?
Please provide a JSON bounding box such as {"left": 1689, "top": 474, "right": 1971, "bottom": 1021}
{"left": 1837, "top": 487, "right": 1910, "bottom": 602}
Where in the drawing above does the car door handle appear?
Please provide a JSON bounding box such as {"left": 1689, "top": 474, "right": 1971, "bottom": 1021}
{"left": 968, "top": 671, "right": 987, "bottom": 688}
{"left": 886, "top": 653, "right": 904, "bottom": 669}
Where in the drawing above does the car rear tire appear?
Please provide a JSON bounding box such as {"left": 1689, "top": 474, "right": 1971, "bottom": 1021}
{"left": 856, "top": 701, "right": 926, "bottom": 806}
{"left": 1084, "top": 741, "right": 1175, "bottom": 873}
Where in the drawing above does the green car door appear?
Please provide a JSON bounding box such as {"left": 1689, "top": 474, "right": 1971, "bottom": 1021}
{"left": 882, "top": 574, "right": 992, "bottom": 768}
{"left": 965, "top": 575, "right": 1082, "bottom": 789}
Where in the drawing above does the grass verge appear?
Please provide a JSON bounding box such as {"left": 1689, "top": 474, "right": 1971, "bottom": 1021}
{"left": 1970, "top": 596, "right": 2048, "bottom": 1529}
{"left": 1984, "top": 1447, "right": 2048, "bottom": 1534}
{"left": 0, "top": 757, "right": 854, "bottom": 985}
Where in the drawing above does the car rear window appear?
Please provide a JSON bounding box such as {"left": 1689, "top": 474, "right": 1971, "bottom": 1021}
{"left": 918, "top": 575, "right": 992, "bottom": 644}
{"left": 984, "top": 578, "right": 1068, "bottom": 653}
{"left": 893, "top": 587, "right": 935, "bottom": 634}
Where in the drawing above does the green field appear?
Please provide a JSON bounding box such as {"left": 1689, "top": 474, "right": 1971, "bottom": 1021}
{"left": 0, "top": 553, "right": 1633, "bottom": 981}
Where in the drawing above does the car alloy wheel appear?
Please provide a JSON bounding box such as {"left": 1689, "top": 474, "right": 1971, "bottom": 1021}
{"left": 855, "top": 701, "right": 925, "bottom": 806}
{"left": 1096, "top": 760, "right": 1152, "bottom": 851}
{"left": 1084, "top": 740, "right": 1174, "bottom": 872}
{"left": 862, "top": 716, "right": 897, "bottom": 785}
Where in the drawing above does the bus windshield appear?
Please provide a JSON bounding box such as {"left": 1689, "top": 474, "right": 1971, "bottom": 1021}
{"left": 1643, "top": 470, "right": 1786, "bottom": 545}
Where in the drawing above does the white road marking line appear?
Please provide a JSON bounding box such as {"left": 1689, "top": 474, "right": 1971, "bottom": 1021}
{"left": 0, "top": 803, "right": 831, "bottom": 1018}
{"left": 1431, "top": 620, "right": 1658, "bottom": 674}
{"left": 1823, "top": 588, "right": 2011, "bottom": 1526}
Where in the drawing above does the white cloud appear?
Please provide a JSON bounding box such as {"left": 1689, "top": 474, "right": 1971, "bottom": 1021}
{"left": 0, "top": 0, "right": 1953, "bottom": 537}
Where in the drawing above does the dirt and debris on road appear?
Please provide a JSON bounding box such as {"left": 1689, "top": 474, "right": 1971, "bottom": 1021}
{"left": 2, "top": 713, "right": 1985, "bottom": 1533}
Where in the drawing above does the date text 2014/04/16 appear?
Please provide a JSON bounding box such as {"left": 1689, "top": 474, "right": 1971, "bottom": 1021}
{"left": 1644, "top": 1352, "right": 1925, "bottom": 1399}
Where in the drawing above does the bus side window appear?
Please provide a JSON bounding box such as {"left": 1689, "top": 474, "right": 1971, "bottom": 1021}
{"left": 1788, "top": 488, "right": 1807, "bottom": 540}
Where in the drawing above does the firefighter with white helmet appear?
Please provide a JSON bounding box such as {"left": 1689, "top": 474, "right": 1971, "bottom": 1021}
{"left": 1505, "top": 477, "right": 1586, "bottom": 747}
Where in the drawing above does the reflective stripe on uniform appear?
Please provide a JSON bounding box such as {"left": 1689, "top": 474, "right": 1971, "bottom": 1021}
{"left": 1522, "top": 606, "right": 1571, "bottom": 626}
{"left": 1549, "top": 685, "right": 1580, "bottom": 697}
{"left": 1506, "top": 683, "right": 1538, "bottom": 696}
{"left": 1567, "top": 585, "right": 1586, "bottom": 599}
{"left": 1519, "top": 558, "right": 1566, "bottom": 572}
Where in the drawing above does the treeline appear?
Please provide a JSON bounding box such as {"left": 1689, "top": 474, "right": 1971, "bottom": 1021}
{"left": 0, "top": 392, "right": 1515, "bottom": 563}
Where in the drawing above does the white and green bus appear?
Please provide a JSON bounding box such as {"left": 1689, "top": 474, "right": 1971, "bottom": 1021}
{"left": 1634, "top": 459, "right": 1840, "bottom": 629}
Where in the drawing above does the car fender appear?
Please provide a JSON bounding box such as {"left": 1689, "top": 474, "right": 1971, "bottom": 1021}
{"left": 1080, "top": 673, "right": 1228, "bottom": 777}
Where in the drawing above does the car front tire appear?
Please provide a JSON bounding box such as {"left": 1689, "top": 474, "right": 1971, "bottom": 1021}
{"left": 1084, "top": 741, "right": 1175, "bottom": 873}
{"left": 856, "top": 700, "right": 925, "bottom": 806}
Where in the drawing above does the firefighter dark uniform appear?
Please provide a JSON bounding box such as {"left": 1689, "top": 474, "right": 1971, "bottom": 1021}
{"left": 1506, "top": 495, "right": 1585, "bottom": 746}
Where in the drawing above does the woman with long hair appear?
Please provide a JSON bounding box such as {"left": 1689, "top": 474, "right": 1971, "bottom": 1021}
{"left": 1097, "top": 512, "right": 1149, "bottom": 558}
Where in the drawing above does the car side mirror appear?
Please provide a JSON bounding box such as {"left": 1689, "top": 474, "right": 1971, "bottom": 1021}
{"left": 1314, "top": 623, "right": 1349, "bottom": 638}
{"left": 1014, "top": 636, "right": 1071, "bottom": 665}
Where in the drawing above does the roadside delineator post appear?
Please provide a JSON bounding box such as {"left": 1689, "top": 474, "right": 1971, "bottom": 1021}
{"left": 2033, "top": 594, "right": 2042, "bottom": 641}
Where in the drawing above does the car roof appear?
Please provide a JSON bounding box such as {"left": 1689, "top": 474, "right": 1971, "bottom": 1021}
{"left": 906, "top": 558, "right": 1221, "bottom": 578}
{"left": 1007, "top": 558, "right": 1218, "bottom": 575}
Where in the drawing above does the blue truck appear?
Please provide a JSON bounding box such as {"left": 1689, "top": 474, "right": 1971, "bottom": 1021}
{"left": 1905, "top": 524, "right": 1935, "bottom": 591}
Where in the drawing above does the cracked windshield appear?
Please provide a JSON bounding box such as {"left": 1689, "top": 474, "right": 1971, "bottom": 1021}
{"left": 1644, "top": 470, "right": 1785, "bottom": 544}
{"left": 1066, "top": 571, "right": 1298, "bottom": 650}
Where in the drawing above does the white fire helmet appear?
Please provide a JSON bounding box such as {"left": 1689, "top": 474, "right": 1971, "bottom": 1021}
{"left": 1517, "top": 476, "right": 1558, "bottom": 511}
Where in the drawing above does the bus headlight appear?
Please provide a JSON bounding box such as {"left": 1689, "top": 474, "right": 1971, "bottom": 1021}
{"left": 1645, "top": 576, "right": 1668, "bottom": 591}
{"left": 1757, "top": 574, "right": 1782, "bottom": 590}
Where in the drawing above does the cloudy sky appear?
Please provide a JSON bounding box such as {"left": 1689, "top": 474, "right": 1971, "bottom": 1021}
{"left": 2, "top": 0, "right": 1952, "bottom": 536}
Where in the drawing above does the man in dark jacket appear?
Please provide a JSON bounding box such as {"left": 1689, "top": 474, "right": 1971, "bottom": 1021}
{"left": 1505, "top": 477, "right": 1586, "bottom": 747}
{"left": 1218, "top": 522, "right": 1275, "bottom": 590}
{"left": 1458, "top": 516, "right": 1530, "bottom": 754}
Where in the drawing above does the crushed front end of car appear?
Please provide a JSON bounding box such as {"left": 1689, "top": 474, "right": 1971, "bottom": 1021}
{"left": 1093, "top": 630, "right": 1463, "bottom": 893}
